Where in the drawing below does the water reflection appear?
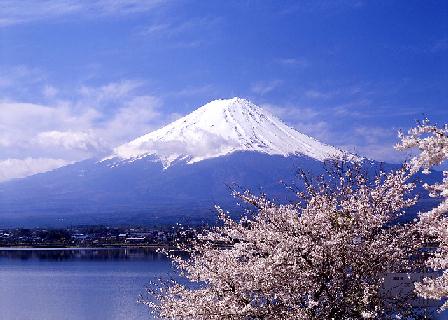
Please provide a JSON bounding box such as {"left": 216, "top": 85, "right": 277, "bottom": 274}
{"left": 0, "top": 248, "right": 173, "bottom": 320}
{"left": 0, "top": 247, "right": 169, "bottom": 262}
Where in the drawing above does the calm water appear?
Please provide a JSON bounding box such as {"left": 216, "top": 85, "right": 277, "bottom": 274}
{"left": 0, "top": 248, "right": 173, "bottom": 320}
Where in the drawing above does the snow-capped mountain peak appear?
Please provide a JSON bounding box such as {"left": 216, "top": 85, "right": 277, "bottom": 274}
{"left": 106, "top": 97, "right": 347, "bottom": 167}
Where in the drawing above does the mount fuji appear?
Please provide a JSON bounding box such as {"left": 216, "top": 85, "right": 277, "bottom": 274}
{"left": 106, "top": 97, "right": 346, "bottom": 167}
{"left": 0, "top": 98, "right": 364, "bottom": 226}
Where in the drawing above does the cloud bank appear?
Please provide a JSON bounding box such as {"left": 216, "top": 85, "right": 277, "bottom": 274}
{"left": 0, "top": 158, "right": 69, "bottom": 182}
{"left": 0, "top": 78, "right": 170, "bottom": 182}
{"left": 0, "top": 0, "right": 165, "bottom": 27}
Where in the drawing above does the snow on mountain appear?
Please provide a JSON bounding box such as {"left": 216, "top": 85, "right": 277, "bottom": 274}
{"left": 105, "top": 97, "right": 347, "bottom": 167}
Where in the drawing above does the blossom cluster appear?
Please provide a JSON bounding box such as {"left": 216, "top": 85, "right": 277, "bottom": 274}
{"left": 144, "top": 121, "right": 447, "bottom": 319}
{"left": 396, "top": 119, "right": 448, "bottom": 311}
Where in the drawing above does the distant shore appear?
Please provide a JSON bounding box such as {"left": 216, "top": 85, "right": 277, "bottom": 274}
{"left": 0, "top": 244, "right": 176, "bottom": 250}
{"left": 0, "top": 225, "right": 200, "bottom": 249}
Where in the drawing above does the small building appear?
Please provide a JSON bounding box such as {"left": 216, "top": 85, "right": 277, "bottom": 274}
{"left": 72, "top": 233, "right": 88, "bottom": 240}
{"left": 125, "top": 237, "right": 146, "bottom": 244}
{"left": 382, "top": 272, "right": 442, "bottom": 308}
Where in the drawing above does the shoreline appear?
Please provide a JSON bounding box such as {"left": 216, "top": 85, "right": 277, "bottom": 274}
{"left": 0, "top": 244, "right": 175, "bottom": 250}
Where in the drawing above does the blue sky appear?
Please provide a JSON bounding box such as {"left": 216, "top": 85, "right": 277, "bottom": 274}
{"left": 0, "top": 0, "right": 447, "bottom": 180}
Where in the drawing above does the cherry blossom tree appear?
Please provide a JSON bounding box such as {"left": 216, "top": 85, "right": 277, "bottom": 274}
{"left": 144, "top": 121, "right": 447, "bottom": 319}
{"left": 396, "top": 119, "right": 448, "bottom": 311}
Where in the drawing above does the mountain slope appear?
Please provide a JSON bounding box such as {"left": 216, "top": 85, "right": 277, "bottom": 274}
{"left": 106, "top": 97, "right": 347, "bottom": 167}
{"left": 0, "top": 153, "right": 331, "bottom": 226}
{"left": 0, "top": 97, "right": 362, "bottom": 226}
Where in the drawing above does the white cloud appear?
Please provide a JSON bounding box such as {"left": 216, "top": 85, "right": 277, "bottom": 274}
{"left": 92, "top": 0, "right": 164, "bottom": 15}
{"left": 338, "top": 143, "right": 401, "bottom": 163}
{"left": 276, "top": 57, "right": 309, "bottom": 68}
{"left": 251, "top": 80, "right": 282, "bottom": 96}
{"left": 0, "top": 101, "right": 100, "bottom": 140}
{"left": 262, "top": 103, "right": 333, "bottom": 142}
{"left": 138, "top": 17, "right": 221, "bottom": 38}
{"left": 305, "top": 90, "right": 332, "bottom": 99}
{"left": 279, "top": 0, "right": 364, "bottom": 15}
{"left": 0, "top": 158, "right": 69, "bottom": 182}
{"left": 303, "top": 85, "right": 366, "bottom": 101}
{"left": 172, "top": 85, "right": 216, "bottom": 98}
{"left": 139, "top": 22, "right": 172, "bottom": 35}
{"left": 0, "top": 79, "right": 170, "bottom": 181}
{"left": 0, "top": 1, "right": 81, "bottom": 27}
{"left": 78, "top": 80, "right": 143, "bottom": 103}
{"left": 353, "top": 126, "right": 394, "bottom": 144}
{"left": 291, "top": 120, "right": 333, "bottom": 143}
{"left": 262, "top": 103, "right": 320, "bottom": 121}
{"left": 42, "top": 85, "right": 58, "bottom": 98}
{"left": 0, "top": 92, "right": 162, "bottom": 158}
{"left": 36, "top": 130, "right": 106, "bottom": 152}
{"left": 0, "top": 0, "right": 165, "bottom": 27}
{"left": 0, "top": 65, "right": 45, "bottom": 89}
{"left": 136, "top": 17, "right": 221, "bottom": 49}
{"left": 261, "top": 102, "right": 406, "bottom": 163}
{"left": 431, "top": 38, "right": 448, "bottom": 53}
{"left": 99, "top": 95, "right": 163, "bottom": 144}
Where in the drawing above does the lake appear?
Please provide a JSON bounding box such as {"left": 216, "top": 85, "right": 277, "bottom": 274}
{"left": 2, "top": 248, "right": 446, "bottom": 320}
{"left": 0, "top": 248, "right": 173, "bottom": 320}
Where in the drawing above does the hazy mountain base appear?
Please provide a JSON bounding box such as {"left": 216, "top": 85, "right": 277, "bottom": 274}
{"left": 0, "top": 152, "right": 441, "bottom": 227}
